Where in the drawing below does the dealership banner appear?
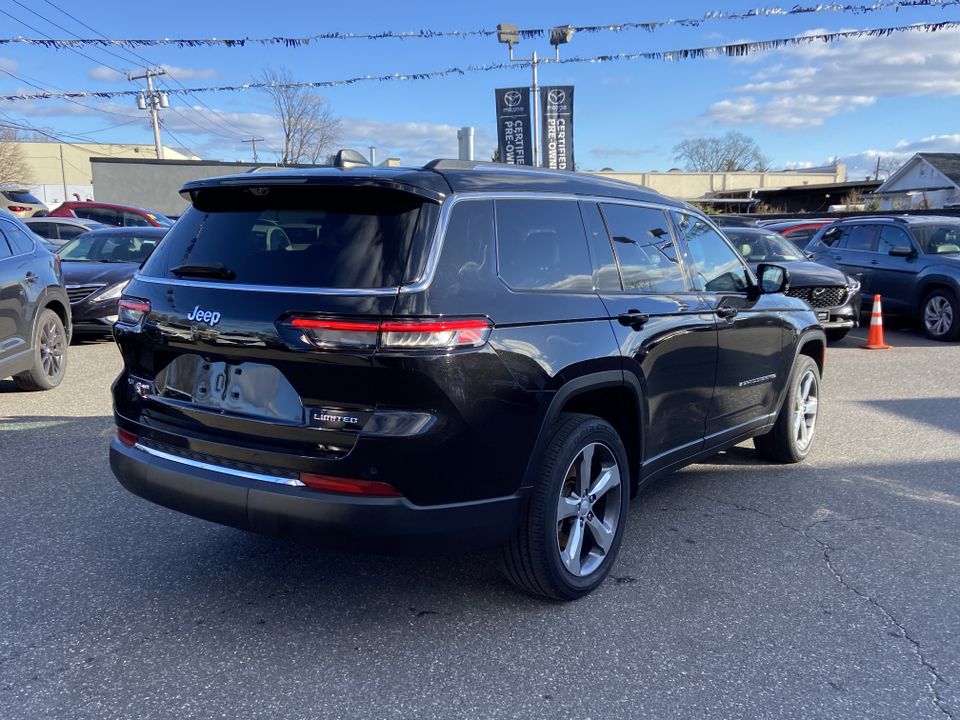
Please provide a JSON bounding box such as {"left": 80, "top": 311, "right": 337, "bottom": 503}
{"left": 540, "top": 86, "right": 575, "bottom": 171}
{"left": 495, "top": 87, "right": 533, "bottom": 166}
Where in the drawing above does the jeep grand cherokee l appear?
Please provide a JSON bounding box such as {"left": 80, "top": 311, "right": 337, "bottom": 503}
{"left": 109, "top": 160, "right": 826, "bottom": 600}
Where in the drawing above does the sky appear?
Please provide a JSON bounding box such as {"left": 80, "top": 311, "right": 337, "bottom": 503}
{"left": 2, "top": 0, "right": 960, "bottom": 181}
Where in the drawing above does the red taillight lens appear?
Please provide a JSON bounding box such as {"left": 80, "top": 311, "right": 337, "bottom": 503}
{"left": 299, "top": 473, "right": 403, "bottom": 497}
{"left": 290, "top": 317, "right": 379, "bottom": 350}
{"left": 6, "top": 205, "right": 30, "bottom": 213}
{"left": 117, "top": 428, "right": 137, "bottom": 447}
{"left": 117, "top": 297, "right": 151, "bottom": 326}
{"left": 288, "top": 317, "right": 492, "bottom": 352}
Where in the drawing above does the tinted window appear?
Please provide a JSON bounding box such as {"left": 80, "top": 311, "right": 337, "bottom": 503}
{"left": 843, "top": 225, "right": 879, "bottom": 251}
{"left": 2, "top": 223, "right": 35, "bottom": 255}
{"left": 123, "top": 211, "right": 152, "bottom": 227}
{"left": 59, "top": 232, "right": 160, "bottom": 263}
{"left": 0, "top": 231, "right": 13, "bottom": 259}
{"left": 76, "top": 207, "right": 121, "bottom": 225}
{"left": 781, "top": 227, "right": 818, "bottom": 245}
{"left": 674, "top": 212, "right": 749, "bottom": 292}
{"left": 439, "top": 200, "right": 495, "bottom": 279}
{"left": 878, "top": 225, "right": 911, "bottom": 253}
{"left": 601, "top": 203, "right": 686, "bottom": 293}
{"left": 140, "top": 186, "right": 429, "bottom": 289}
{"left": 58, "top": 225, "right": 89, "bottom": 240}
{"left": 912, "top": 224, "right": 960, "bottom": 254}
{"left": 818, "top": 226, "right": 845, "bottom": 248}
{"left": 26, "top": 222, "right": 54, "bottom": 239}
{"left": 495, "top": 199, "right": 593, "bottom": 292}
{"left": 3, "top": 191, "right": 43, "bottom": 204}
{"left": 580, "top": 202, "right": 621, "bottom": 291}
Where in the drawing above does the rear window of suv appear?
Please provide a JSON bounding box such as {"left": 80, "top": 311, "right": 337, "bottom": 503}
{"left": 140, "top": 186, "right": 436, "bottom": 289}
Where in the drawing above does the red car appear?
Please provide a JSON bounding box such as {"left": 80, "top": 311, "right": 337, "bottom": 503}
{"left": 762, "top": 219, "right": 833, "bottom": 250}
{"left": 48, "top": 201, "right": 175, "bottom": 228}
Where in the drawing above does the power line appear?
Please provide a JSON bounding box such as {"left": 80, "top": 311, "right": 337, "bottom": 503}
{"left": 4, "top": 19, "right": 959, "bottom": 103}
{"left": 1, "top": 1, "right": 958, "bottom": 49}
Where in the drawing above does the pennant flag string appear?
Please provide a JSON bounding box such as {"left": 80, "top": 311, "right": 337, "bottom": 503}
{"left": 0, "top": 1, "right": 958, "bottom": 49}
{"left": 2, "top": 20, "right": 958, "bottom": 102}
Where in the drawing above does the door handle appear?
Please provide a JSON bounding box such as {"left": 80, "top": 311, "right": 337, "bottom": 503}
{"left": 617, "top": 310, "right": 650, "bottom": 329}
{"left": 833, "top": 256, "right": 843, "bottom": 261}
{"left": 25, "top": 271, "right": 37, "bottom": 284}
{"left": 715, "top": 306, "right": 738, "bottom": 320}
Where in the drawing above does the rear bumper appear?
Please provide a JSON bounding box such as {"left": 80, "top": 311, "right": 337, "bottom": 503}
{"left": 110, "top": 438, "right": 528, "bottom": 553}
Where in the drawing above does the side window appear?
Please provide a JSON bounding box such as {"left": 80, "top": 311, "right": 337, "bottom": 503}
{"left": 579, "top": 201, "right": 621, "bottom": 291}
{"left": 438, "top": 200, "right": 495, "bottom": 277}
{"left": 819, "top": 226, "right": 846, "bottom": 248}
{"left": 0, "top": 231, "right": 13, "bottom": 259}
{"left": 123, "top": 211, "right": 151, "bottom": 227}
{"left": 78, "top": 207, "right": 120, "bottom": 225}
{"left": 844, "top": 225, "right": 879, "bottom": 252}
{"left": 3, "top": 223, "right": 35, "bottom": 255}
{"left": 600, "top": 203, "right": 686, "bottom": 293}
{"left": 58, "top": 225, "right": 87, "bottom": 240}
{"left": 26, "top": 222, "right": 52, "bottom": 239}
{"left": 496, "top": 199, "right": 594, "bottom": 292}
{"left": 674, "top": 212, "right": 749, "bottom": 293}
{"left": 877, "top": 225, "right": 911, "bottom": 254}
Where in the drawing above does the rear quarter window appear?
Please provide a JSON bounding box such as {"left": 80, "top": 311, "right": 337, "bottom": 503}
{"left": 495, "top": 199, "right": 593, "bottom": 292}
{"left": 140, "top": 186, "right": 432, "bottom": 289}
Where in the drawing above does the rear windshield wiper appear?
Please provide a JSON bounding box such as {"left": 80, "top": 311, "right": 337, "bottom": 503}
{"left": 170, "top": 262, "right": 236, "bottom": 280}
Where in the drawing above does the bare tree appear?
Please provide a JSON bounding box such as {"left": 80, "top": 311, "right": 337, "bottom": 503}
{"left": 258, "top": 66, "right": 342, "bottom": 165}
{"left": 877, "top": 156, "right": 905, "bottom": 181}
{"left": 673, "top": 131, "right": 770, "bottom": 172}
{"left": 0, "top": 126, "right": 32, "bottom": 185}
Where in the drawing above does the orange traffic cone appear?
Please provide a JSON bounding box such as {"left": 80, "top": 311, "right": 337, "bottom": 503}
{"left": 860, "top": 294, "right": 892, "bottom": 349}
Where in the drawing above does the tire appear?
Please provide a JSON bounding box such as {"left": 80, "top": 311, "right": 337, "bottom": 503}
{"left": 754, "top": 355, "right": 820, "bottom": 463}
{"left": 825, "top": 328, "right": 849, "bottom": 342}
{"left": 920, "top": 288, "right": 960, "bottom": 342}
{"left": 500, "top": 413, "right": 630, "bottom": 601}
{"left": 13, "top": 309, "right": 68, "bottom": 391}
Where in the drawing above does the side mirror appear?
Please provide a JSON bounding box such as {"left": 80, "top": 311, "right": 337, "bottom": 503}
{"left": 756, "top": 263, "right": 790, "bottom": 294}
{"left": 889, "top": 245, "right": 916, "bottom": 258}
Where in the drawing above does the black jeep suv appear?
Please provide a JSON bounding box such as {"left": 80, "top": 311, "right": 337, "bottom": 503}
{"left": 109, "top": 161, "right": 826, "bottom": 600}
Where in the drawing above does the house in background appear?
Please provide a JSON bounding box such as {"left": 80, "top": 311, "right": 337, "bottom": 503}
{"left": 868, "top": 153, "right": 960, "bottom": 210}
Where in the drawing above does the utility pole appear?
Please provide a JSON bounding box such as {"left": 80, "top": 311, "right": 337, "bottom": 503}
{"left": 243, "top": 138, "right": 265, "bottom": 163}
{"left": 129, "top": 68, "right": 168, "bottom": 159}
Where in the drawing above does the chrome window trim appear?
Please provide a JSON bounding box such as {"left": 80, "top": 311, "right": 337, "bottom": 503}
{"left": 135, "top": 275, "right": 400, "bottom": 296}
{"left": 134, "top": 442, "right": 306, "bottom": 487}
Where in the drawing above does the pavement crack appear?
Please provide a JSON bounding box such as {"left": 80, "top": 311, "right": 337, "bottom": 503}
{"left": 696, "top": 494, "right": 953, "bottom": 720}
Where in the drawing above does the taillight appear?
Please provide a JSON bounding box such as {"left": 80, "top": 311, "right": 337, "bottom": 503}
{"left": 290, "top": 318, "right": 379, "bottom": 351}
{"left": 6, "top": 205, "right": 30, "bottom": 213}
{"left": 117, "top": 428, "right": 137, "bottom": 447}
{"left": 288, "top": 317, "right": 492, "bottom": 352}
{"left": 117, "top": 297, "right": 151, "bottom": 326}
{"left": 299, "top": 473, "right": 403, "bottom": 497}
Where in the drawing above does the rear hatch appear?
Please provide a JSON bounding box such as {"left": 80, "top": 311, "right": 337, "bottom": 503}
{"left": 115, "top": 176, "right": 444, "bottom": 459}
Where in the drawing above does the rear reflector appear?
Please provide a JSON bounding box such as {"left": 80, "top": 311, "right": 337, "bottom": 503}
{"left": 117, "top": 428, "right": 137, "bottom": 447}
{"left": 299, "top": 473, "right": 403, "bottom": 497}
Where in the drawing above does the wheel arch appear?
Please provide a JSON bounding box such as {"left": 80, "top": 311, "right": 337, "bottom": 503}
{"left": 521, "top": 371, "right": 645, "bottom": 496}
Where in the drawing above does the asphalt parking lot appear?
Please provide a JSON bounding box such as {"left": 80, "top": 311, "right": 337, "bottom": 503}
{"left": 1, "top": 320, "right": 958, "bottom": 720}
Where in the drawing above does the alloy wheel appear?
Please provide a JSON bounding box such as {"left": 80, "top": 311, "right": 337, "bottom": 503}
{"left": 924, "top": 295, "right": 954, "bottom": 337}
{"left": 556, "top": 441, "right": 622, "bottom": 577}
{"left": 39, "top": 317, "right": 65, "bottom": 380}
{"left": 793, "top": 368, "right": 819, "bottom": 453}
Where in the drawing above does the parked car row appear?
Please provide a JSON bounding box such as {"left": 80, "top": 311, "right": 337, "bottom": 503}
{"left": 805, "top": 215, "right": 960, "bottom": 341}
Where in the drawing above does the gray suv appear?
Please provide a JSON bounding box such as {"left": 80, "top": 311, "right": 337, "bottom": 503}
{"left": 0, "top": 212, "right": 71, "bottom": 390}
{"left": 806, "top": 215, "right": 960, "bottom": 341}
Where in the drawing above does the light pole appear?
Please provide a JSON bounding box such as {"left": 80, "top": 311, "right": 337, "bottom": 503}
{"left": 497, "top": 23, "right": 574, "bottom": 167}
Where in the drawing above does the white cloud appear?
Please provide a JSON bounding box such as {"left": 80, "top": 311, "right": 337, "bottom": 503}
{"left": 704, "top": 27, "right": 960, "bottom": 129}
{"left": 0, "top": 57, "right": 18, "bottom": 72}
{"left": 341, "top": 118, "right": 497, "bottom": 166}
{"left": 89, "top": 66, "right": 126, "bottom": 83}
{"left": 591, "top": 147, "right": 657, "bottom": 157}
{"left": 159, "top": 65, "right": 218, "bottom": 81}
